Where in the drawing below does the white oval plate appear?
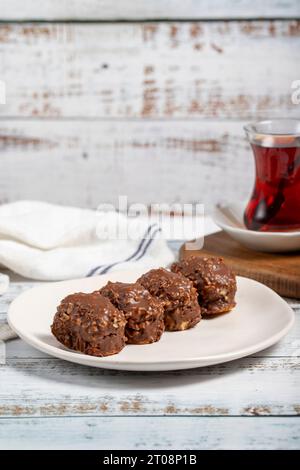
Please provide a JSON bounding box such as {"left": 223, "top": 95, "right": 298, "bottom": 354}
{"left": 213, "top": 201, "right": 300, "bottom": 252}
{"left": 8, "top": 269, "right": 294, "bottom": 371}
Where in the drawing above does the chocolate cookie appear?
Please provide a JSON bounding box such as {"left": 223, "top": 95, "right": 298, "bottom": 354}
{"left": 138, "top": 268, "right": 201, "bottom": 331}
{"left": 100, "top": 281, "right": 164, "bottom": 344}
{"left": 51, "top": 292, "right": 126, "bottom": 356}
{"left": 171, "top": 256, "right": 236, "bottom": 315}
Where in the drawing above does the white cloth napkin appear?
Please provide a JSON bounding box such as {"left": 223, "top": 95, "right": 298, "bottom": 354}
{"left": 0, "top": 323, "right": 17, "bottom": 341}
{"left": 0, "top": 273, "right": 9, "bottom": 295}
{"left": 0, "top": 274, "right": 13, "bottom": 340}
{"left": 0, "top": 201, "right": 175, "bottom": 281}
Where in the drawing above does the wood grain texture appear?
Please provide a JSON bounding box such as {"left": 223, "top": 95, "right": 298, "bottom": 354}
{"left": 0, "top": 119, "right": 255, "bottom": 207}
{"left": 0, "top": 356, "right": 299, "bottom": 417}
{"left": 0, "top": 20, "right": 299, "bottom": 206}
{"left": 0, "top": 417, "right": 299, "bottom": 450}
{"left": 180, "top": 231, "right": 300, "bottom": 298}
{"left": 0, "top": 21, "right": 299, "bottom": 119}
{"left": 1, "top": 0, "right": 300, "bottom": 20}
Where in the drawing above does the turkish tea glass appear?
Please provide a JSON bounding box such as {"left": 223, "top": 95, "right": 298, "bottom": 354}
{"left": 244, "top": 119, "right": 300, "bottom": 232}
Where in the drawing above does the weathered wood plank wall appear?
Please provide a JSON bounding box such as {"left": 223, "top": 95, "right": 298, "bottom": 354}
{"left": 0, "top": 120, "right": 255, "bottom": 207}
{"left": 0, "top": 2, "right": 299, "bottom": 208}
{"left": 2, "top": 1, "right": 300, "bottom": 20}
{"left": 1, "top": 21, "right": 299, "bottom": 120}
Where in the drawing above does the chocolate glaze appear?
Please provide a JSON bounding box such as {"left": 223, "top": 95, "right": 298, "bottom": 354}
{"left": 138, "top": 268, "right": 201, "bottom": 331}
{"left": 100, "top": 281, "right": 164, "bottom": 344}
{"left": 51, "top": 292, "right": 126, "bottom": 356}
{"left": 171, "top": 256, "right": 236, "bottom": 315}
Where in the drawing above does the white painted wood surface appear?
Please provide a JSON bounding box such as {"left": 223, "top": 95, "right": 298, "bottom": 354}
{"left": 0, "top": 356, "right": 299, "bottom": 417}
{"left": 0, "top": 20, "right": 299, "bottom": 206}
{"left": 1, "top": 417, "right": 299, "bottom": 450}
{"left": 0, "top": 21, "right": 299, "bottom": 119}
{"left": 0, "top": 120, "right": 255, "bottom": 207}
{"left": 1, "top": 0, "right": 300, "bottom": 20}
{"left": 0, "top": 273, "right": 299, "bottom": 449}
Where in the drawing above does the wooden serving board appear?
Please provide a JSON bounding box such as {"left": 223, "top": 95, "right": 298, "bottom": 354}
{"left": 180, "top": 231, "right": 300, "bottom": 299}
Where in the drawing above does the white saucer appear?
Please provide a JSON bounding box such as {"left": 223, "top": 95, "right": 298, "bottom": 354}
{"left": 8, "top": 269, "right": 294, "bottom": 371}
{"left": 213, "top": 202, "right": 300, "bottom": 252}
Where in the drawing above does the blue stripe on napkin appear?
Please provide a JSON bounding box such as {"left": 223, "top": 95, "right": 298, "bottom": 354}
{"left": 87, "top": 223, "right": 161, "bottom": 277}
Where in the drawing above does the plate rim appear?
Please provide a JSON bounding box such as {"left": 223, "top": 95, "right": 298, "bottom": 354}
{"left": 7, "top": 274, "right": 295, "bottom": 370}
{"left": 213, "top": 202, "right": 300, "bottom": 238}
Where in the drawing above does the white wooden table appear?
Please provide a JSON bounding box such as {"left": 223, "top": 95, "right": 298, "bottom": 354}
{"left": 0, "top": 248, "right": 299, "bottom": 450}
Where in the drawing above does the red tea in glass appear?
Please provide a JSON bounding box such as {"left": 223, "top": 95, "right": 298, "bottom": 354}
{"left": 244, "top": 120, "right": 300, "bottom": 232}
